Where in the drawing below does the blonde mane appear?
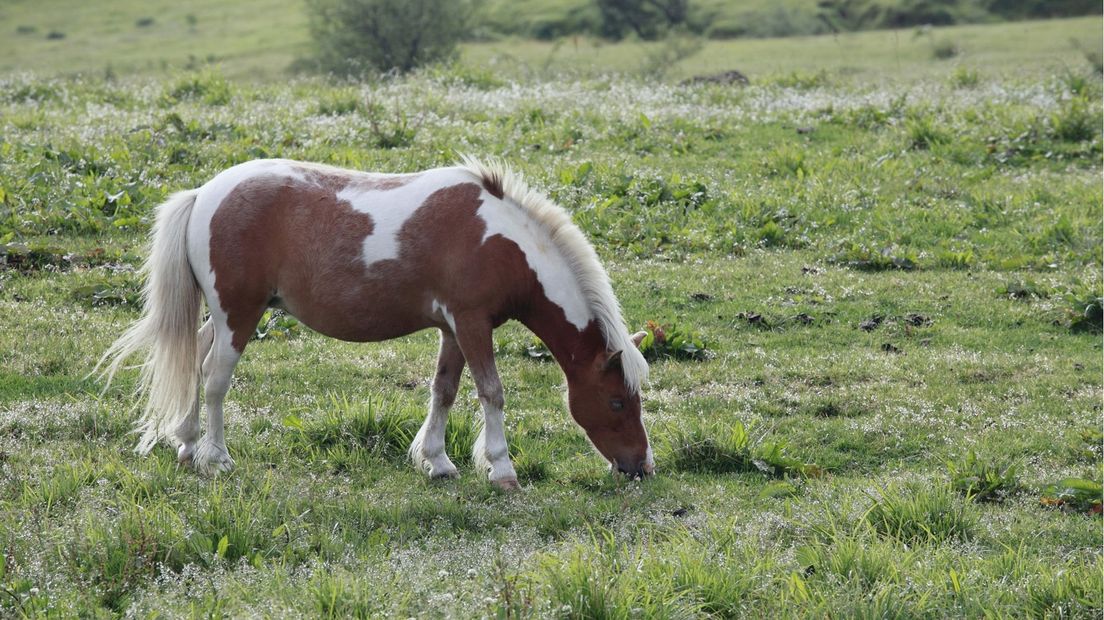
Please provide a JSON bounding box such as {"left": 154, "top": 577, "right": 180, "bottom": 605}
{"left": 458, "top": 155, "right": 648, "bottom": 394}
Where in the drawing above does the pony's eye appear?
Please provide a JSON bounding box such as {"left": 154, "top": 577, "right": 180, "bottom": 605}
{"left": 610, "top": 399, "right": 624, "bottom": 411}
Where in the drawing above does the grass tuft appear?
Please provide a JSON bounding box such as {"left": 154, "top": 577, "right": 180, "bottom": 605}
{"left": 295, "top": 394, "right": 420, "bottom": 459}
{"left": 865, "top": 484, "right": 977, "bottom": 544}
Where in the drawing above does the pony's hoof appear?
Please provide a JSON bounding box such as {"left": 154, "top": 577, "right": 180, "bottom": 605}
{"left": 492, "top": 477, "right": 521, "bottom": 492}
{"left": 415, "top": 453, "right": 459, "bottom": 480}
{"left": 177, "top": 443, "right": 195, "bottom": 466}
{"left": 196, "top": 456, "right": 234, "bottom": 476}
{"left": 193, "top": 440, "right": 234, "bottom": 476}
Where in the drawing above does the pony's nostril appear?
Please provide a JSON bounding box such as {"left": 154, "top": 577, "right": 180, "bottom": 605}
{"left": 612, "top": 462, "right": 647, "bottom": 480}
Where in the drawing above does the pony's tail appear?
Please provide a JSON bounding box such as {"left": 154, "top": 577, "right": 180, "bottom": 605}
{"left": 94, "top": 190, "right": 202, "bottom": 454}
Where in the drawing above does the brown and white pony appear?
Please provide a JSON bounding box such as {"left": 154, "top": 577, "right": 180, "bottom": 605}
{"left": 97, "top": 156, "right": 652, "bottom": 489}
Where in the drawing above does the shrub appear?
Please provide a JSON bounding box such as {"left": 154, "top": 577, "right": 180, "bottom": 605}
{"left": 1050, "top": 95, "right": 1097, "bottom": 142}
{"left": 596, "top": 0, "right": 689, "bottom": 40}
{"left": 931, "top": 39, "right": 959, "bottom": 59}
{"left": 949, "top": 66, "right": 979, "bottom": 88}
{"left": 305, "top": 0, "right": 473, "bottom": 75}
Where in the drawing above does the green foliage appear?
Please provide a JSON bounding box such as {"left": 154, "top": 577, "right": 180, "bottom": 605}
{"left": 164, "top": 71, "right": 232, "bottom": 105}
{"left": 905, "top": 111, "right": 951, "bottom": 149}
{"left": 1, "top": 243, "right": 71, "bottom": 272}
{"left": 288, "top": 393, "right": 419, "bottom": 459}
{"left": 253, "top": 309, "right": 302, "bottom": 341}
{"left": 796, "top": 531, "right": 905, "bottom": 589}
{"left": 637, "top": 320, "right": 712, "bottom": 361}
{"left": 662, "top": 420, "right": 820, "bottom": 477}
{"left": 595, "top": 0, "right": 689, "bottom": 40}
{"left": 1041, "top": 478, "right": 1103, "bottom": 514}
{"left": 65, "top": 503, "right": 192, "bottom": 611}
{"left": 984, "top": 0, "right": 1102, "bottom": 19}
{"left": 818, "top": 0, "right": 985, "bottom": 31}
{"left": 1050, "top": 95, "right": 1098, "bottom": 142}
{"left": 949, "top": 65, "right": 980, "bottom": 88}
{"left": 367, "top": 108, "right": 418, "bottom": 149}
{"left": 576, "top": 171, "right": 717, "bottom": 256}
{"left": 305, "top": 0, "right": 472, "bottom": 75}
{"left": 771, "top": 69, "right": 830, "bottom": 89}
{"left": 70, "top": 280, "right": 141, "bottom": 308}
{"left": 946, "top": 451, "right": 1019, "bottom": 502}
{"left": 1067, "top": 292, "right": 1103, "bottom": 333}
{"left": 637, "top": 34, "right": 703, "bottom": 79}
{"left": 315, "top": 90, "right": 367, "bottom": 116}
{"left": 833, "top": 244, "right": 918, "bottom": 271}
{"left": 931, "top": 38, "right": 960, "bottom": 59}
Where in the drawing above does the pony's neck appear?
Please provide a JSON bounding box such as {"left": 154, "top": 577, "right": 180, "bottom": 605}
{"left": 519, "top": 293, "right": 605, "bottom": 383}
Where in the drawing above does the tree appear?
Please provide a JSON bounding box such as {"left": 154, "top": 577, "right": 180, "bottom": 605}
{"left": 596, "top": 0, "right": 690, "bottom": 40}
{"left": 306, "top": 0, "right": 473, "bottom": 75}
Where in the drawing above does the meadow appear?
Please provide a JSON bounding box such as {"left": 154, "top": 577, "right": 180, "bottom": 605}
{"left": 0, "top": 15, "right": 1102, "bottom": 619}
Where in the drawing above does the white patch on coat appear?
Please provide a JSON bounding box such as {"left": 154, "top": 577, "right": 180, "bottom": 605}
{"left": 336, "top": 173, "right": 458, "bottom": 267}
{"left": 475, "top": 193, "right": 592, "bottom": 330}
{"left": 431, "top": 299, "right": 457, "bottom": 334}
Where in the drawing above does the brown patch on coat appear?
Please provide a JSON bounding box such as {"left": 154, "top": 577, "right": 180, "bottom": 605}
{"left": 209, "top": 175, "right": 375, "bottom": 351}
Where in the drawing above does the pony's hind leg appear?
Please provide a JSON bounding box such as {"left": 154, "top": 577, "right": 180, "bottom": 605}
{"left": 410, "top": 329, "right": 465, "bottom": 479}
{"left": 192, "top": 321, "right": 242, "bottom": 475}
{"left": 176, "top": 318, "right": 214, "bottom": 466}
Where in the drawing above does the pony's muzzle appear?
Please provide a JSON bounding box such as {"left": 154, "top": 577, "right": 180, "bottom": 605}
{"left": 612, "top": 457, "right": 655, "bottom": 480}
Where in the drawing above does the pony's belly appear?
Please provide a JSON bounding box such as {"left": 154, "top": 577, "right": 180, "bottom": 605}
{"left": 276, "top": 286, "right": 433, "bottom": 343}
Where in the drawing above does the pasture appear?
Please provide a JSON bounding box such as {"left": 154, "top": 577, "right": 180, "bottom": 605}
{"left": 1, "top": 15, "right": 1102, "bottom": 618}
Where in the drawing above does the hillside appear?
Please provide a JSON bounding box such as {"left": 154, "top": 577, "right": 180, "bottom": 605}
{"left": 0, "top": 0, "right": 1099, "bottom": 82}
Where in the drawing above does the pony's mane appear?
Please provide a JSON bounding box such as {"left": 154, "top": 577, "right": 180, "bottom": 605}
{"left": 458, "top": 154, "right": 648, "bottom": 394}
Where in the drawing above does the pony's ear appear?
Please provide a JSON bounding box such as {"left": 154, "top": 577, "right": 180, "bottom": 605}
{"left": 630, "top": 331, "right": 647, "bottom": 349}
{"left": 602, "top": 349, "right": 623, "bottom": 372}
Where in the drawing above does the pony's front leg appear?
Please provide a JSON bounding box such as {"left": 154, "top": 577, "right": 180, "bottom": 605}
{"left": 454, "top": 320, "right": 519, "bottom": 490}
{"left": 410, "top": 329, "right": 465, "bottom": 479}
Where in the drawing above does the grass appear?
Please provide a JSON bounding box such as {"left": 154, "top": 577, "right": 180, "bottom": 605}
{"left": 0, "top": 16, "right": 1101, "bottom": 619}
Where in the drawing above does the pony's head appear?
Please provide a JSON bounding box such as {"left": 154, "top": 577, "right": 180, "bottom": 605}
{"left": 567, "top": 331, "right": 653, "bottom": 478}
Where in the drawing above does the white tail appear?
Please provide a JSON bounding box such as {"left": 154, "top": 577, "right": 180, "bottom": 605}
{"left": 94, "top": 190, "right": 202, "bottom": 453}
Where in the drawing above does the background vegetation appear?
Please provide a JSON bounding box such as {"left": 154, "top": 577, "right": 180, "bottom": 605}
{"left": 0, "top": 0, "right": 1100, "bottom": 77}
{"left": 0, "top": 4, "right": 1100, "bottom": 619}
{"left": 303, "top": 0, "right": 473, "bottom": 74}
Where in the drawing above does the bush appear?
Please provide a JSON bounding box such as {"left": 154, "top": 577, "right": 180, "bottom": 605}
{"left": 305, "top": 0, "right": 473, "bottom": 75}
{"left": 596, "top": 0, "right": 689, "bottom": 40}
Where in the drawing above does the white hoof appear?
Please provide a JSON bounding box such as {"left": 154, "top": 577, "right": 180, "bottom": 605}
{"left": 192, "top": 437, "right": 234, "bottom": 476}
{"left": 428, "top": 458, "right": 460, "bottom": 479}
{"left": 410, "top": 430, "right": 458, "bottom": 479}
{"left": 491, "top": 477, "right": 521, "bottom": 492}
{"left": 177, "top": 442, "right": 196, "bottom": 466}
{"left": 413, "top": 449, "right": 459, "bottom": 479}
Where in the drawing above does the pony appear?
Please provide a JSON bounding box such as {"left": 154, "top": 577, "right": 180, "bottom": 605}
{"left": 96, "top": 156, "right": 652, "bottom": 489}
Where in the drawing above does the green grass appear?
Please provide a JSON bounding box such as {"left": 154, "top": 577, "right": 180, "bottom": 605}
{"left": 0, "top": 17, "right": 1101, "bottom": 619}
